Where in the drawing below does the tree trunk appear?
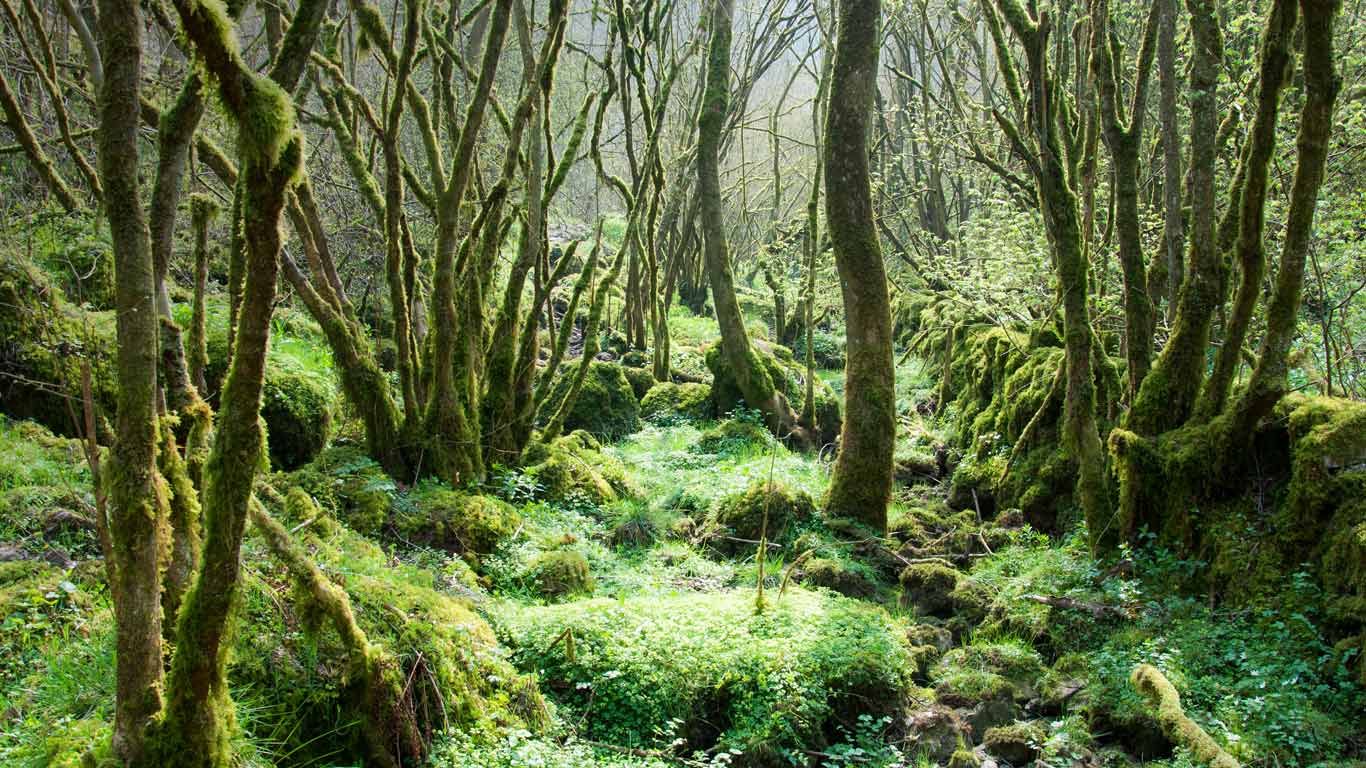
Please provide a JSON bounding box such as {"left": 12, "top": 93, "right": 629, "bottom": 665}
{"left": 96, "top": 0, "right": 167, "bottom": 757}
{"left": 697, "top": 0, "right": 804, "bottom": 444}
{"left": 823, "top": 0, "right": 893, "bottom": 534}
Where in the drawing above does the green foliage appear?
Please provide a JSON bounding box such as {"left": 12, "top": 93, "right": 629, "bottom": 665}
{"left": 489, "top": 589, "right": 916, "bottom": 763}
{"left": 790, "top": 328, "right": 845, "bottom": 369}
{"left": 288, "top": 445, "right": 395, "bottom": 535}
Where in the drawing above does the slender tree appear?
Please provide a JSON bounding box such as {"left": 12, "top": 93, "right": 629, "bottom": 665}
{"left": 823, "top": 0, "right": 893, "bottom": 533}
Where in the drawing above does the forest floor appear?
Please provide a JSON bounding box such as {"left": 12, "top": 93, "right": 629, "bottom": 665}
{"left": 1, "top": 300, "right": 1363, "bottom": 768}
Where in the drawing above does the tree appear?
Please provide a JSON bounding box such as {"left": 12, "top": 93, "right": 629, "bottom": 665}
{"left": 823, "top": 0, "right": 894, "bottom": 533}
{"left": 697, "top": 0, "right": 808, "bottom": 445}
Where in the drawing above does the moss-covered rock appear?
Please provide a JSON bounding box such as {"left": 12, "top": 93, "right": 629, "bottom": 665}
{"left": 522, "top": 431, "right": 640, "bottom": 504}
{"left": 640, "top": 382, "right": 715, "bottom": 423}
{"left": 538, "top": 361, "right": 642, "bottom": 440}
{"left": 982, "top": 722, "right": 1045, "bottom": 764}
{"left": 621, "top": 365, "right": 656, "bottom": 400}
{"left": 397, "top": 484, "right": 520, "bottom": 556}
{"left": 932, "top": 639, "right": 1045, "bottom": 707}
{"left": 528, "top": 550, "right": 594, "bottom": 599}
{"left": 899, "top": 563, "right": 961, "bottom": 616}
{"left": 798, "top": 557, "right": 878, "bottom": 598}
{"left": 288, "top": 446, "right": 395, "bottom": 535}
{"left": 708, "top": 479, "right": 816, "bottom": 554}
{"left": 694, "top": 418, "right": 772, "bottom": 455}
{"left": 260, "top": 361, "right": 336, "bottom": 470}
{"left": 0, "top": 251, "right": 117, "bottom": 437}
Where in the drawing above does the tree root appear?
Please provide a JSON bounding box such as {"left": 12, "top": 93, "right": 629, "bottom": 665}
{"left": 1130, "top": 664, "right": 1240, "bottom": 768}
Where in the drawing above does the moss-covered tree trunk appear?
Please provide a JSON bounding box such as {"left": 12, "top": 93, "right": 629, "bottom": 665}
{"left": 1231, "top": 0, "right": 1341, "bottom": 439}
{"left": 990, "top": 0, "right": 1109, "bottom": 549}
{"left": 95, "top": 0, "right": 167, "bottom": 758}
{"left": 697, "top": 0, "right": 805, "bottom": 444}
{"left": 1195, "top": 0, "right": 1296, "bottom": 422}
{"left": 1091, "top": 0, "right": 1159, "bottom": 400}
{"left": 157, "top": 0, "right": 315, "bottom": 758}
{"left": 822, "top": 0, "right": 893, "bottom": 533}
{"left": 422, "top": 0, "right": 513, "bottom": 486}
{"left": 1124, "top": 0, "right": 1223, "bottom": 436}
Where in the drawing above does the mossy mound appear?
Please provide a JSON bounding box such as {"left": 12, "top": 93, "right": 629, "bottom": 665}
{"left": 0, "top": 251, "right": 117, "bottom": 438}
{"left": 490, "top": 589, "right": 917, "bottom": 763}
{"left": 797, "top": 557, "right": 878, "bottom": 598}
{"left": 288, "top": 445, "right": 395, "bottom": 535}
{"left": 899, "top": 562, "right": 962, "bottom": 616}
{"left": 260, "top": 360, "right": 336, "bottom": 470}
{"left": 982, "top": 721, "right": 1045, "bottom": 764}
{"left": 703, "top": 339, "right": 841, "bottom": 445}
{"left": 693, "top": 418, "right": 772, "bottom": 456}
{"left": 522, "top": 431, "right": 641, "bottom": 504}
{"left": 538, "top": 361, "right": 642, "bottom": 440}
{"left": 621, "top": 365, "right": 657, "bottom": 400}
{"left": 932, "top": 638, "right": 1044, "bottom": 707}
{"left": 396, "top": 483, "right": 521, "bottom": 556}
{"left": 640, "top": 382, "right": 715, "bottom": 423}
{"left": 527, "top": 550, "right": 594, "bottom": 599}
{"left": 707, "top": 478, "right": 817, "bottom": 555}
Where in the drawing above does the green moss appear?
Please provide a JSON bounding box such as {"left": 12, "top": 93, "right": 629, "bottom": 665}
{"left": 707, "top": 478, "right": 816, "bottom": 554}
{"left": 538, "top": 361, "right": 642, "bottom": 440}
{"left": 0, "top": 251, "right": 117, "bottom": 437}
{"left": 397, "top": 483, "right": 520, "bottom": 556}
{"left": 522, "top": 432, "right": 639, "bottom": 504}
{"left": 640, "top": 382, "right": 715, "bottom": 423}
{"left": 259, "top": 361, "right": 335, "bottom": 470}
{"left": 899, "top": 563, "right": 961, "bottom": 616}
{"left": 620, "top": 365, "right": 656, "bottom": 400}
{"left": 982, "top": 721, "right": 1045, "bottom": 765}
{"left": 528, "top": 550, "right": 594, "bottom": 599}
{"left": 798, "top": 557, "right": 877, "bottom": 598}
{"left": 932, "top": 637, "right": 1044, "bottom": 706}
{"left": 289, "top": 446, "right": 395, "bottom": 535}
{"left": 230, "top": 497, "right": 547, "bottom": 765}
{"left": 693, "top": 418, "right": 772, "bottom": 456}
{"left": 704, "top": 339, "right": 841, "bottom": 442}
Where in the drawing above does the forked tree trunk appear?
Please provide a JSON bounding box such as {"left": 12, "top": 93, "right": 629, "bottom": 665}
{"left": 823, "top": 0, "right": 893, "bottom": 534}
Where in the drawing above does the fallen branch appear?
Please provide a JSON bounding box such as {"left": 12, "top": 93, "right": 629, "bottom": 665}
{"left": 1021, "top": 594, "right": 1131, "bottom": 620}
{"left": 1130, "top": 664, "right": 1240, "bottom": 768}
